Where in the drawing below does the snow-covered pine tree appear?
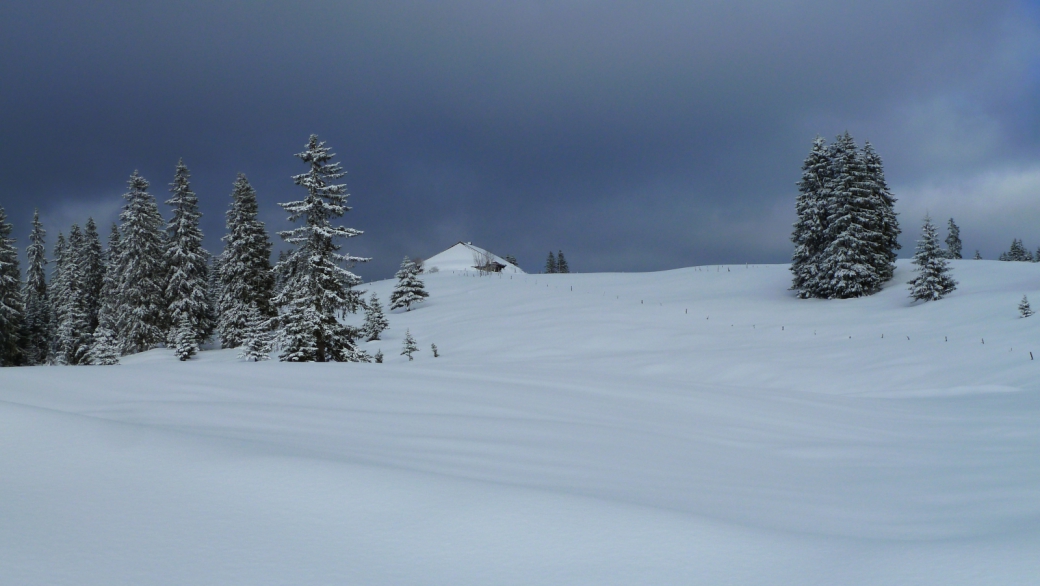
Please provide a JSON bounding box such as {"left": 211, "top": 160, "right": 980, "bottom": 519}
{"left": 237, "top": 302, "right": 272, "bottom": 362}
{"left": 54, "top": 224, "right": 94, "bottom": 365}
{"left": 362, "top": 292, "right": 389, "bottom": 341}
{"left": 374, "top": 349, "right": 383, "bottom": 363}
{"left": 1018, "top": 295, "right": 1033, "bottom": 318}
{"left": 816, "top": 133, "right": 886, "bottom": 299}
{"left": 431, "top": 343, "right": 439, "bottom": 357}
{"left": 504, "top": 254, "right": 518, "bottom": 267}
{"left": 88, "top": 325, "right": 120, "bottom": 365}
{"left": 557, "top": 251, "right": 569, "bottom": 273}
{"left": 974, "top": 250, "right": 982, "bottom": 260}
{"left": 402, "top": 329, "right": 417, "bottom": 361}
{"left": 999, "top": 239, "right": 1032, "bottom": 261}
{"left": 94, "top": 224, "right": 122, "bottom": 344}
{"left": 944, "top": 218, "right": 962, "bottom": 259}
{"left": 172, "top": 314, "right": 198, "bottom": 361}
{"left": 0, "top": 205, "right": 25, "bottom": 366}
{"left": 545, "top": 251, "right": 557, "bottom": 274}
{"left": 22, "top": 209, "right": 51, "bottom": 365}
{"left": 273, "top": 135, "right": 369, "bottom": 362}
{"left": 390, "top": 256, "right": 429, "bottom": 311}
{"left": 49, "top": 232, "right": 69, "bottom": 362}
{"left": 908, "top": 215, "right": 957, "bottom": 302}
{"left": 790, "top": 136, "right": 833, "bottom": 298}
{"left": 273, "top": 249, "right": 291, "bottom": 296}
{"left": 218, "top": 174, "right": 276, "bottom": 348}
{"left": 165, "top": 160, "right": 212, "bottom": 346}
{"left": 114, "top": 171, "right": 169, "bottom": 354}
{"left": 861, "top": 142, "right": 900, "bottom": 282}
{"left": 205, "top": 250, "right": 220, "bottom": 338}
{"left": 81, "top": 218, "right": 105, "bottom": 331}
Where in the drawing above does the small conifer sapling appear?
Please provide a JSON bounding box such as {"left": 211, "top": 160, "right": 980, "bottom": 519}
{"left": 431, "top": 343, "right": 439, "bottom": 357}
{"left": 173, "top": 314, "right": 199, "bottom": 361}
{"left": 390, "top": 257, "right": 429, "bottom": 311}
{"left": 362, "top": 293, "right": 389, "bottom": 340}
{"left": 238, "top": 302, "right": 273, "bottom": 361}
{"left": 1019, "top": 295, "right": 1034, "bottom": 318}
{"left": 402, "top": 329, "right": 418, "bottom": 361}
{"left": 88, "top": 327, "right": 121, "bottom": 365}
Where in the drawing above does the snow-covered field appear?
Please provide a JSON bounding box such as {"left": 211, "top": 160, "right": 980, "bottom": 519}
{"left": 2, "top": 260, "right": 1038, "bottom": 585}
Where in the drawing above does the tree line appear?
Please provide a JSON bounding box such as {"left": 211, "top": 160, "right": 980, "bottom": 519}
{"left": 0, "top": 135, "right": 387, "bottom": 366}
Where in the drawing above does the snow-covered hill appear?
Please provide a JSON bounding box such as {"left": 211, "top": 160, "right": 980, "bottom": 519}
{"left": 2, "top": 260, "right": 1038, "bottom": 585}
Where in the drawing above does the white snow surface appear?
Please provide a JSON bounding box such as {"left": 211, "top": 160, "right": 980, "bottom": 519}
{"left": 2, "top": 260, "right": 1039, "bottom": 585}
{"left": 422, "top": 241, "right": 524, "bottom": 274}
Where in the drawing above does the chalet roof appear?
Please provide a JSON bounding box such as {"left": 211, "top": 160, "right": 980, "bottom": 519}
{"left": 422, "top": 242, "right": 524, "bottom": 274}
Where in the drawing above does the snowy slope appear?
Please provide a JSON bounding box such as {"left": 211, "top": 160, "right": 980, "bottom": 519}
{"left": 2, "top": 260, "right": 1039, "bottom": 585}
{"left": 422, "top": 241, "right": 524, "bottom": 274}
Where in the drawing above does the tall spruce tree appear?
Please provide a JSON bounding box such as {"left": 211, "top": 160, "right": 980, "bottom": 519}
{"left": 165, "top": 160, "right": 212, "bottom": 345}
{"left": 80, "top": 218, "right": 105, "bottom": 331}
{"left": 72, "top": 224, "right": 100, "bottom": 362}
{"left": 273, "top": 135, "right": 368, "bottom": 362}
{"left": 206, "top": 251, "right": 221, "bottom": 336}
{"left": 557, "top": 250, "right": 569, "bottom": 273}
{"left": 77, "top": 217, "right": 104, "bottom": 335}
{"left": 390, "top": 257, "right": 429, "bottom": 311}
{"left": 91, "top": 224, "right": 123, "bottom": 364}
{"left": 95, "top": 224, "right": 121, "bottom": 335}
{"left": 816, "top": 132, "right": 886, "bottom": 298}
{"left": 22, "top": 210, "right": 51, "bottom": 365}
{"left": 861, "top": 142, "right": 900, "bottom": 281}
{"left": 545, "top": 251, "right": 557, "bottom": 274}
{"left": 218, "top": 174, "right": 276, "bottom": 348}
{"left": 908, "top": 215, "right": 957, "bottom": 302}
{"left": 792, "top": 135, "right": 898, "bottom": 299}
{"left": 115, "top": 171, "right": 169, "bottom": 354}
{"left": 944, "top": 218, "right": 962, "bottom": 259}
{"left": 0, "top": 206, "right": 25, "bottom": 366}
{"left": 49, "top": 232, "right": 69, "bottom": 361}
{"left": 790, "top": 137, "right": 832, "bottom": 297}
{"left": 54, "top": 225, "right": 94, "bottom": 365}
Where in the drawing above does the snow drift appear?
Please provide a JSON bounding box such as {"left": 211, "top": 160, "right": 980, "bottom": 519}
{"left": 1, "top": 260, "right": 1038, "bottom": 585}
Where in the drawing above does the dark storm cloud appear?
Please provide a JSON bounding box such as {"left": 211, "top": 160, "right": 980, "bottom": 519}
{"left": 2, "top": 1, "right": 1038, "bottom": 278}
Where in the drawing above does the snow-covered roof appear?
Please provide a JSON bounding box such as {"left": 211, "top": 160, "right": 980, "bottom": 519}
{"left": 422, "top": 242, "right": 525, "bottom": 274}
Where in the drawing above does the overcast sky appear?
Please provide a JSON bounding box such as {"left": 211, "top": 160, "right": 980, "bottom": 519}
{"left": 2, "top": 1, "right": 1039, "bottom": 279}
